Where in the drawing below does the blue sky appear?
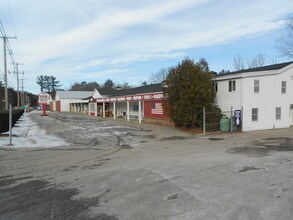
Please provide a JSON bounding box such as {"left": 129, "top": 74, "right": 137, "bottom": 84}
{"left": 0, "top": 0, "right": 292, "bottom": 94}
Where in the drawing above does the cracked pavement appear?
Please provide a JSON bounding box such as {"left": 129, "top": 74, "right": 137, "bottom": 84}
{"left": 1, "top": 112, "right": 293, "bottom": 219}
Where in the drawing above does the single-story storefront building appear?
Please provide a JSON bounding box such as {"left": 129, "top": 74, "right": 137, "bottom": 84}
{"left": 87, "top": 84, "right": 171, "bottom": 125}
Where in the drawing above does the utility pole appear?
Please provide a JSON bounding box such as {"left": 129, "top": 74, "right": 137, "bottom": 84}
{"left": 1, "top": 36, "right": 16, "bottom": 110}
{"left": 14, "top": 63, "right": 24, "bottom": 108}
{"left": 21, "top": 77, "right": 26, "bottom": 106}
{"left": 25, "top": 92, "right": 28, "bottom": 105}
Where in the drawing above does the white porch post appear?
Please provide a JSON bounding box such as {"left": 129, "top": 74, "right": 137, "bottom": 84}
{"left": 81, "top": 103, "right": 83, "bottom": 112}
{"left": 94, "top": 103, "right": 97, "bottom": 116}
{"left": 103, "top": 102, "right": 105, "bottom": 118}
{"left": 138, "top": 100, "right": 142, "bottom": 123}
{"left": 127, "top": 101, "right": 130, "bottom": 121}
{"left": 113, "top": 102, "right": 116, "bottom": 119}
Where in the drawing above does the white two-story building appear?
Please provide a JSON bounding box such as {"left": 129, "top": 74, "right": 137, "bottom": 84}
{"left": 213, "top": 61, "right": 293, "bottom": 131}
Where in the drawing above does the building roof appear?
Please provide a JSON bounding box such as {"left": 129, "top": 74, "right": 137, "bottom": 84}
{"left": 218, "top": 61, "right": 293, "bottom": 76}
{"left": 56, "top": 91, "right": 93, "bottom": 99}
{"left": 107, "top": 83, "right": 163, "bottom": 97}
{"left": 56, "top": 84, "right": 163, "bottom": 100}
{"left": 97, "top": 88, "right": 119, "bottom": 96}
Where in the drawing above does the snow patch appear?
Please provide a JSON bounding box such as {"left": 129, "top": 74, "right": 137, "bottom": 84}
{"left": 0, "top": 113, "right": 69, "bottom": 148}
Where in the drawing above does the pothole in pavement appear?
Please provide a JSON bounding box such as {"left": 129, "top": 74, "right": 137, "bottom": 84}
{"left": 227, "top": 137, "right": 293, "bottom": 157}
{"left": 167, "top": 194, "right": 179, "bottom": 200}
{"left": 208, "top": 137, "right": 225, "bottom": 141}
{"left": 159, "top": 136, "right": 190, "bottom": 141}
{"left": 238, "top": 166, "right": 264, "bottom": 173}
{"left": 71, "top": 138, "right": 99, "bottom": 146}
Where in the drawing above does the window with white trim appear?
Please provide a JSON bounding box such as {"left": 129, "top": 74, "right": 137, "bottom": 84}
{"left": 252, "top": 108, "right": 258, "bottom": 121}
{"left": 228, "top": 80, "right": 236, "bottom": 92}
{"left": 254, "top": 80, "right": 260, "bottom": 93}
{"left": 276, "top": 107, "right": 281, "bottom": 120}
{"left": 281, "top": 81, "right": 286, "bottom": 93}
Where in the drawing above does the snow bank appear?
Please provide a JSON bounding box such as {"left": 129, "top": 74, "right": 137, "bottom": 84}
{"left": 0, "top": 113, "right": 69, "bottom": 148}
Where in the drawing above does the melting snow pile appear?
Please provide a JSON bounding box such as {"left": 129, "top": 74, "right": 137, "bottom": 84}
{"left": 0, "top": 113, "right": 68, "bottom": 148}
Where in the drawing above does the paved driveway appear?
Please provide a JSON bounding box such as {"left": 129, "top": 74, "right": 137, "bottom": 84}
{"left": 0, "top": 112, "right": 293, "bottom": 219}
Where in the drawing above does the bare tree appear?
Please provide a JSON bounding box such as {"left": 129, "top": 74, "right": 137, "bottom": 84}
{"left": 246, "top": 54, "right": 266, "bottom": 68}
{"left": 149, "top": 68, "right": 168, "bottom": 84}
{"left": 233, "top": 54, "right": 267, "bottom": 71}
{"left": 269, "top": 58, "right": 280, "bottom": 65}
{"left": 277, "top": 17, "right": 293, "bottom": 58}
{"left": 116, "top": 82, "right": 132, "bottom": 89}
{"left": 196, "top": 58, "right": 210, "bottom": 72}
{"left": 233, "top": 55, "right": 246, "bottom": 71}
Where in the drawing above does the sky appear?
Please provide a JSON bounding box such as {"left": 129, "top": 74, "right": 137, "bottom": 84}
{"left": 0, "top": 0, "right": 292, "bottom": 94}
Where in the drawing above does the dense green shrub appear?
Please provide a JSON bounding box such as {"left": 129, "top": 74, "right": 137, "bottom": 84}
{"left": 0, "top": 109, "right": 25, "bottom": 133}
{"left": 196, "top": 105, "right": 222, "bottom": 131}
{"left": 163, "top": 57, "right": 217, "bottom": 128}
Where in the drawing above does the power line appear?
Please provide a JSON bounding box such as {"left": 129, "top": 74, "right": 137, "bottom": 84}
{"left": 0, "top": 19, "right": 17, "bottom": 110}
{"left": 0, "top": 19, "right": 16, "bottom": 65}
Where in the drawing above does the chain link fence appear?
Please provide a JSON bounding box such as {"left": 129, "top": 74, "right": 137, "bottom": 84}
{"left": 203, "top": 107, "right": 243, "bottom": 135}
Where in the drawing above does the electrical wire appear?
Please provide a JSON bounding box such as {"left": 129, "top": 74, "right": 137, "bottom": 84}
{"left": 0, "top": 18, "right": 18, "bottom": 93}
{"left": 0, "top": 19, "right": 16, "bottom": 67}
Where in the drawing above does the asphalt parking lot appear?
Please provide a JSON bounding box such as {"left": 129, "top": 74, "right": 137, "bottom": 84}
{"left": 0, "top": 112, "right": 293, "bottom": 220}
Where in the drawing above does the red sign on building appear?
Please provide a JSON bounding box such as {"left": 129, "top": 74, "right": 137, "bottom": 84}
{"left": 96, "top": 93, "right": 164, "bottom": 103}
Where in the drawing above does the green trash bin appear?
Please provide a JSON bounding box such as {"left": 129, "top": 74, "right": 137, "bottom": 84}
{"left": 220, "top": 116, "right": 230, "bottom": 132}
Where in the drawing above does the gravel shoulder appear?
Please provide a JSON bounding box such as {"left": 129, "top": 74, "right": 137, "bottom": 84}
{"left": 1, "top": 112, "right": 293, "bottom": 220}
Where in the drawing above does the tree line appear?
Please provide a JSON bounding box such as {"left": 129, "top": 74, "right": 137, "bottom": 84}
{"left": 0, "top": 81, "right": 38, "bottom": 111}
{"left": 69, "top": 79, "right": 131, "bottom": 91}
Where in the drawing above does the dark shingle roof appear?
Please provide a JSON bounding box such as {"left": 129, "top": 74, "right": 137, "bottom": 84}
{"left": 218, "top": 61, "right": 293, "bottom": 76}
{"left": 97, "top": 84, "right": 163, "bottom": 97}
{"left": 115, "top": 84, "right": 162, "bottom": 96}
{"left": 97, "top": 88, "right": 118, "bottom": 96}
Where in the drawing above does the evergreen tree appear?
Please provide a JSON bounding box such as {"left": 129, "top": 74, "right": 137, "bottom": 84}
{"left": 69, "top": 81, "right": 100, "bottom": 91}
{"left": 103, "top": 79, "right": 114, "bottom": 88}
{"left": 49, "top": 76, "right": 62, "bottom": 91}
{"left": 36, "top": 75, "right": 46, "bottom": 92}
{"left": 218, "top": 69, "right": 230, "bottom": 74}
{"left": 141, "top": 81, "right": 148, "bottom": 86}
{"left": 164, "top": 57, "right": 221, "bottom": 128}
{"left": 36, "top": 75, "right": 62, "bottom": 93}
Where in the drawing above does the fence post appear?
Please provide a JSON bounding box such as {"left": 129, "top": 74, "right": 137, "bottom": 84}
{"left": 9, "top": 103, "right": 12, "bottom": 146}
{"left": 241, "top": 106, "right": 243, "bottom": 132}
{"left": 203, "top": 107, "right": 206, "bottom": 135}
{"left": 230, "top": 106, "right": 233, "bottom": 132}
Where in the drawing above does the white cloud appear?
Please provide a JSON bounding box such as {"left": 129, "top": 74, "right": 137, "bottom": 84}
{"left": 1, "top": 0, "right": 292, "bottom": 93}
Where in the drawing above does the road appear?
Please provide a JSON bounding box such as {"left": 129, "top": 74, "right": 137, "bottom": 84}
{"left": 0, "top": 112, "right": 293, "bottom": 219}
